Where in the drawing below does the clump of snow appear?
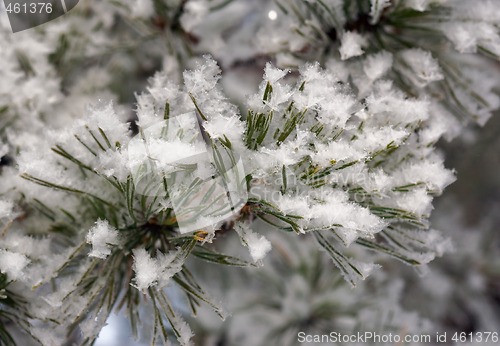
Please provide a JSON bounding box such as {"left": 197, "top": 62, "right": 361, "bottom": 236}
{"left": 132, "top": 248, "right": 184, "bottom": 292}
{"left": 367, "top": 80, "right": 430, "bottom": 124}
{"left": 184, "top": 55, "right": 222, "bottom": 95}
{"left": 83, "top": 101, "right": 131, "bottom": 146}
{"left": 294, "top": 62, "right": 357, "bottom": 128}
{"left": 423, "top": 102, "right": 462, "bottom": 142}
{"left": 398, "top": 49, "right": 443, "bottom": 88}
{"left": 264, "top": 62, "right": 289, "bottom": 83}
{"left": 339, "top": 31, "right": 368, "bottom": 60}
{"left": 235, "top": 223, "right": 272, "bottom": 263}
{"left": 130, "top": 0, "right": 155, "bottom": 18}
{"left": 312, "top": 141, "right": 365, "bottom": 165}
{"left": 172, "top": 313, "right": 195, "bottom": 346}
{"left": 182, "top": 56, "right": 246, "bottom": 150}
{"left": 86, "top": 219, "right": 120, "bottom": 259}
{"left": 180, "top": 0, "right": 209, "bottom": 32}
{"left": 0, "top": 250, "right": 30, "bottom": 280}
{"left": 442, "top": 22, "right": 500, "bottom": 55}
{"left": 363, "top": 51, "right": 393, "bottom": 81}
{"left": 132, "top": 248, "right": 159, "bottom": 291}
{"left": 394, "top": 159, "right": 456, "bottom": 193}
{"left": 95, "top": 149, "right": 130, "bottom": 181}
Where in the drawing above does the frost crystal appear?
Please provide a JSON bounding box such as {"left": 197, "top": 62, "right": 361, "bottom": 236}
{"left": 132, "top": 248, "right": 185, "bottom": 292}
{"left": 398, "top": 49, "right": 444, "bottom": 88}
{"left": 0, "top": 250, "right": 29, "bottom": 280}
{"left": 339, "top": 31, "right": 367, "bottom": 60}
{"left": 86, "top": 220, "right": 120, "bottom": 259}
{"left": 132, "top": 248, "right": 160, "bottom": 291}
{"left": 235, "top": 223, "right": 272, "bottom": 263}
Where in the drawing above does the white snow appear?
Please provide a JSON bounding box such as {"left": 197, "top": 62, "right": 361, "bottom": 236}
{"left": 339, "top": 32, "right": 367, "bottom": 60}
{"left": 399, "top": 49, "right": 443, "bottom": 88}
{"left": 0, "top": 200, "right": 14, "bottom": 219}
{"left": 235, "top": 223, "right": 272, "bottom": 262}
{"left": 264, "top": 62, "right": 289, "bottom": 84}
{"left": 130, "top": 0, "right": 155, "bottom": 18}
{"left": 132, "top": 248, "right": 159, "bottom": 291}
{"left": 180, "top": 0, "right": 209, "bottom": 32}
{"left": 86, "top": 220, "right": 120, "bottom": 259}
{"left": 0, "top": 143, "right": 8, "bottom": 158}
{"left": 0, "top": 249, "right": 30, "bottom": 280}
{"left": 363, "top": 51, "right": 393, "bottom": 81}
{"left": 132, "top": 247, "right": 184, "bottom": 291}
